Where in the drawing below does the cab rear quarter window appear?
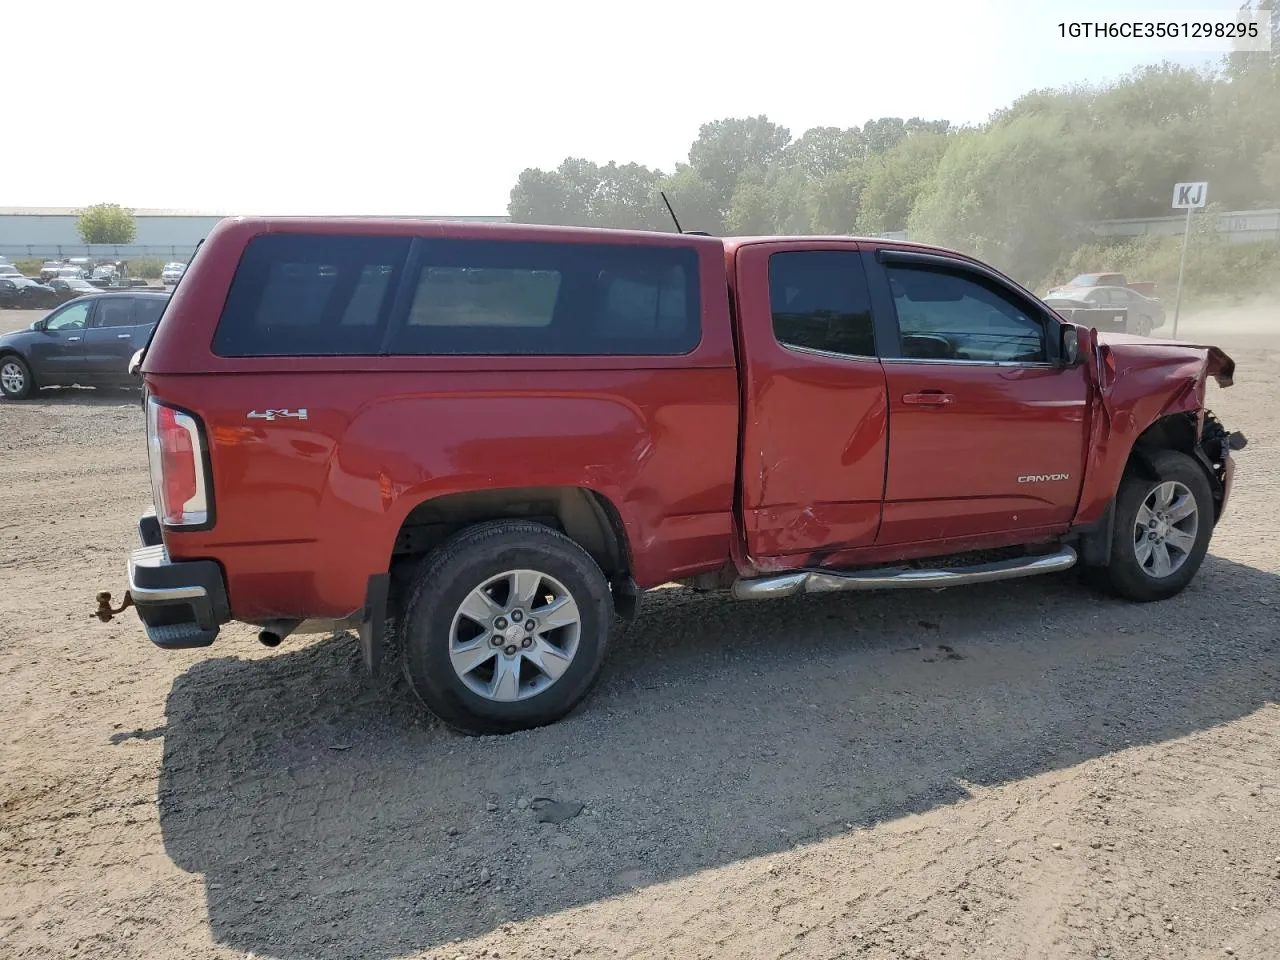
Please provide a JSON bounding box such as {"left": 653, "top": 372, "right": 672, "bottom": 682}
{"left": 210, "top": 233, "right": 702, "bottom": 358}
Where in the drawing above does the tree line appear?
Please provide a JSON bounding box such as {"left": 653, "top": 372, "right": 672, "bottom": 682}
{"left": 508, "top": 3, "right": 1279, "bottom": 291}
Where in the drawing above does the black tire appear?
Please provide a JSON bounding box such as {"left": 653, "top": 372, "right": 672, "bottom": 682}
{"left": 399, "top": 519, "right": 613, "bottom": 735}
{"left": 1100, "top": 449, "right": 1214, "bottom": 602}
{"left": 0, "top": 354, "right": 35, "bottom": 400}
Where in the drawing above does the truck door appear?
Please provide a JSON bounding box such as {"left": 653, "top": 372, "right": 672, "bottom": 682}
{"left": 732, "top": 241, "right": 890, "bottom": 559}
{"left": 869, "top": 248, "right": 1089, "bottom": 545}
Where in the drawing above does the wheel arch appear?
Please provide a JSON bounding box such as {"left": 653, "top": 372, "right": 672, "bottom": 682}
{"left": 387, "top": 484, "right": 633, "bottom": 602}
{"left": 1078, "top": 411, "right": 1220, "bottom": 567}
{"left": 1126, "top": 413, "right": 1198, "bottom": 480}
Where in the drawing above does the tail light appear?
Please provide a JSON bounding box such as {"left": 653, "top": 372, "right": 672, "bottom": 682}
{"left": 146, "top": 397, "right": 211, "bottom": 527}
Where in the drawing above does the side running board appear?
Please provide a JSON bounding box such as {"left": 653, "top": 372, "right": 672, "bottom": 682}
{"left": 732, "top": 546, "right": 1078, "bottom": 601}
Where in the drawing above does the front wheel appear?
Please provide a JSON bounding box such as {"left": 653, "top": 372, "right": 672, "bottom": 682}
{"left": 399, "top": 520, "right": 614, "bottom": 735}
{"left": 1100, "top": 449, "right": 1214, "bottom": 602}
{"left": 0, "top": 355, "right": 35, "bottom": 400}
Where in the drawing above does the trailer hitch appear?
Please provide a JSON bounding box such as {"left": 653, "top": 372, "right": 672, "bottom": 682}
{"left": 95, "top": 590, "right": 133, "bottom": 623}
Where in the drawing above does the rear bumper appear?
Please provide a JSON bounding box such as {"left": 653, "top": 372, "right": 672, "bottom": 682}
{"left": 129, "top": 510, "right": 230, "bottom": 649}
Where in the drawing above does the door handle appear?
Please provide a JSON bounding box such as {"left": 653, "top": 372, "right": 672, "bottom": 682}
{"left": 67, "top": 336, "right": 82, "bottom": 342}
{"left": 116, "top": 333, "right": 132, "bottom": 339}
{"left": 903, "top": 391, "right": 954, "bottom": 406}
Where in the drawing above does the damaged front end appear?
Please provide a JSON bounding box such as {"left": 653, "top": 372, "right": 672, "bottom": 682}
{"left": 1089, "top": 332, "right": 1248, "bottom": 520}
{"left": 1192, "top": 345, "right": 1246, "bottom": 519}
{"left": 1197, "top": 409, "right": 1248, "bottom": 519}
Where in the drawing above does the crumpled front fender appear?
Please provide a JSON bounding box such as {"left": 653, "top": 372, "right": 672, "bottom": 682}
{"left": 1074, "top": 332, "right": 1237, "bottom": 527}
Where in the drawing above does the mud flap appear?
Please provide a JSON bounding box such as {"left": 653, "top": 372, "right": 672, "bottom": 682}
{"left": 358, "top": 573, "right": 390, "bottom": 676}
{"left": 1077, "top": 498, "right": 1116, "bottom": 567}
{"left": 610, "top": 577, "right": 640, "bottom": 620}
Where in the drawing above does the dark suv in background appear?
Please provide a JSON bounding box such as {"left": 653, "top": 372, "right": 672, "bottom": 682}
{"left": 0, "top": 290, "right": 169, "bottom": 399}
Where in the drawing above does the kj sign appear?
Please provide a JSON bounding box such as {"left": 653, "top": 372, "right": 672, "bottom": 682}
{"left": 1172, "top": 181, "right": 1208, "bottom": 209}
{"left": 1170, "top": 180, "right": 1209, "bottom": 338}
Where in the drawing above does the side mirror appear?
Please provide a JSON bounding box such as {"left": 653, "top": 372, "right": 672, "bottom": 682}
{"left": 32, "top": 318, "right": 47, "bottom": 332}
{"left": 1060, "top": 323, "right": 1080, "bottom": 366}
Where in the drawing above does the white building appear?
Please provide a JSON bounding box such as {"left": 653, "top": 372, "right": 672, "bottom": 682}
{"left": 0, "top": 207, "right": 510, "bottom": 260}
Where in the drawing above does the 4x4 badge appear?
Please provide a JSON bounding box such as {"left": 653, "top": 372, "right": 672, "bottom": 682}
{"left": 247, "top": 408, "right": 308, "bottom": 422}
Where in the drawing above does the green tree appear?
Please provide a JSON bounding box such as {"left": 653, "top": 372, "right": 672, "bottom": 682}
{"left": 786, "top": 126, "right": 864, "bottom": 179}
{"left": 809, "top": 163, "right": 867, "bottom": 235}
{"left": 855, "top": 132, "right": 950, "bottom": 235}
{"left": 687, "top": 116, "right": 792, "bottom": 216}
{"left": 909, "top": 117, "right": 1098, "bottom": 282}
{"left": 508, "top": 158, "right": 667, "bottom": 228}
{"left": 76, "top": 203, "right": 137, "bottom": 244}
{"left": 508, "top": 167, "right": 585, "bottom": 225}
{"left": 656, "top": 165, "right": 724, "bottom": 234}
{"left": 725, "top": 166, "right": 814, "bottom": 235}
{"left": 1258, "top": 144, "right": 1280, "bottom": 196}
{"left": 508, "top": 52, "right": 1279, "bottom": 271}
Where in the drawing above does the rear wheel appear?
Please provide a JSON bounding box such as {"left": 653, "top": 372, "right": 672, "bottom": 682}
{"left": 1129, "top": 314, "right": 1153, "bottom": 336}
{"left": 1100, "top": 449, "right": 1214, "bottom": 602}
{"left": 0, "top": 355, "right": 34, "bottom": 400}
{"left": 399, "top": 520, "right": 614, "bottom": 735}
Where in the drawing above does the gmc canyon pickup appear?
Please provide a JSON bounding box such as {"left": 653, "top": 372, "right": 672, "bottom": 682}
{"left": 107, "top": 217, "right": 1246, "bottom": 734}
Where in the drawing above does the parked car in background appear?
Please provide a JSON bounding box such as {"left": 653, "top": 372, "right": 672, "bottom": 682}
{"left": 161, "top": 262, "right": 186, "bottom": 285}
{"left": 0, "top": 278, "right": 25, "bottom": 308}
{"left": 86, "top": 261, "right": 150, "bottom": 289}
{"left": 0, "top": 290, "right": 169, "bottom": 399}
{"left": 0, "top": 263, "right": 22, "bottom": 279}
{"left": 1049, "top": 272, "right": 1162, "bottom": 299}
{"left": 0, "top": 278, "right": 58, "bottom": 309}
{"left": 49, "top": 277, "right": 101, "bottom": 303}
{"left": 1044, "top": 284, "right": 1166, "bottom": 336}
{"left": 89, "top": 263, "right": 121, "bottom": 286}
{"left": 37, "top": 259, "right": 94, "bottom": 281}
{"left": 1047, "top": 272, "right": 1159, "bottom": 299}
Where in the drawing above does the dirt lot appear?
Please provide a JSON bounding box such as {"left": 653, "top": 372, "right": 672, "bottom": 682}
{"left": 1, "top": 304, "right": 1277, "bottom": 960}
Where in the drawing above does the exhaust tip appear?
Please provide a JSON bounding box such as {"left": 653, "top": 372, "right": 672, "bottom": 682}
{"left": 255, "top": 619, "right": 299, "bottom": 648}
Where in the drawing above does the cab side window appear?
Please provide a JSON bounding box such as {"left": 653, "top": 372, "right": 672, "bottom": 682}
{"left": 768, "top": 251, "right": 876, "bottom": 358}
{"left": 887, "top": 264, "right": 1046, "bottom": 363}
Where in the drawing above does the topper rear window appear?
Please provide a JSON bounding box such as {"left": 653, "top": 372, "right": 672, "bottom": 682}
{"left": 211, "top": 234, "right": 701, "bottom": 357}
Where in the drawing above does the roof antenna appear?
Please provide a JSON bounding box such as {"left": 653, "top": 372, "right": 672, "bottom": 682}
{"left": 660, "top": 191, "right": 684, "bottom": 234}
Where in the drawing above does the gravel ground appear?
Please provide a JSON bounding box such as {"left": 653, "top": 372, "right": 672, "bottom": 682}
{"left": 0, "top": 304, "right": 1277, "bottom": 960}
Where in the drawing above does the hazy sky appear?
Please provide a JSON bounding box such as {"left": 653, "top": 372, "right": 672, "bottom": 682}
{"left": 3, "top": 0, "right": 1239, "bottom": 215}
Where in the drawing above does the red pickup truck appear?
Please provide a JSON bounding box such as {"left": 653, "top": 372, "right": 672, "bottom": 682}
{"left": 114, "top": 217, "right": 1246, "bottom": 734}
